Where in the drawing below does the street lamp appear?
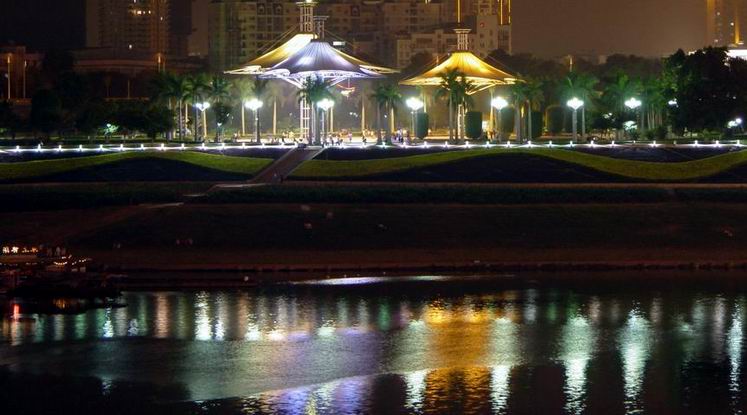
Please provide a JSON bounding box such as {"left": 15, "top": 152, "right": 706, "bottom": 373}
{"left": 317, "top": 98, "right": 334, "bottom": 144}
{"left": 195, "top": 102, "right": 211, "bottom": 141}
{"left": 491, "top": 96, "right": 508, "bottom": 141}
{"left": 625, "top": 97, "right": 643, "bottom": 134}
{"left": 406, "top": 97, "right": 424, "bottom": 142}
{"left": 245, "top": 98, "right": 263, "bottom": 143}
{"left": 566, "top": 97, "right": 584, "bottom": 143}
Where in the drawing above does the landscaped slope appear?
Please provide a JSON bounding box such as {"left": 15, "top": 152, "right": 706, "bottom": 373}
{"left": 0, "top": 151, "right": 273, "bottom": 181}
{"left": 292, "top": 148, "right": 747, "bottom": 181}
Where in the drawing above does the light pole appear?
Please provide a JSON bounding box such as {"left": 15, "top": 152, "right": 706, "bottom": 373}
{"left": 317, "top": 98, "right": 334, "bottom": 144}
{"left": 625, "top": 97, "right": 642, "bottom": 136}
{"left": 406, "top": 97, "right": 423, "bottom": 143}
{"left": 195, "top": 102, "right": 211, "bottom": 141}
{"left": 245, "top": 98, "right": 263, "bottom": 143}
{"left": 491, "top": 96, "right": 508, "bottom": 141}
{"left": 6, "top": 53, "right": 11, "bottom": 100}
{"left": 566, "top": 97, "right": 584, "bottom": 143}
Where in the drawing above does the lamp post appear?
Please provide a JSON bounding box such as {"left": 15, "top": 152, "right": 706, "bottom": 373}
{"left": 566, "top": 97, "right": 584, "bottom": 143}
{"left": 245, "top": 98, "right": 263, "bottom": 143}
{"left": 6, "top": 53, "right": 11, "bottom": 100}
{"left": 317, "top": 98, "right": 334, "bottom": 144}
{"left": 195, "top": 102, "right": 211, "bottom": 141}
{"left": 625, "top": 97, "right": 642, "bottom": 135}
{"left": 406, "top": 97, "right": 423, "bottom": 143}
{"left": 491, "top": 96, "right": 508, "bottom": 141}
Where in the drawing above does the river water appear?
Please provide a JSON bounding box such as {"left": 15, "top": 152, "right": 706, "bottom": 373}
{"left": 2, "top": 274, "right": 747, "bottom": 414}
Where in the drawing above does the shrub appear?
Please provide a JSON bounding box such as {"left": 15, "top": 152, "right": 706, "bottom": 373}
{"left": 465, "top": 111, "right": 483, "bottom": 139}
{"left": 415, "top": 112, "right": 429, "bottom": 139}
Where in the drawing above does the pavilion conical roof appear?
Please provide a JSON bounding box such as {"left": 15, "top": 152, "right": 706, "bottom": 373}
{"left": 259, "top": 40, "right": 394, "bottom": 81}
{"left": 225, "top": 33, "right": 316, "bottom": 75}
{"left": 400, "top": 51, "right": 518, "bottom": 93}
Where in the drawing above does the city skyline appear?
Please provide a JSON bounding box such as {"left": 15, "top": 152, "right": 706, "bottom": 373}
{"left": 1, "top": 0, "right": 712, "bottom": 59}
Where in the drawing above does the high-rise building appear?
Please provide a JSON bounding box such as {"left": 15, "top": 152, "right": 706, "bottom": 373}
{"left": 208, "top": 0, "right": 511, "bottom": 71}
{"left": 86, "top": 0, "right": 170, "bottom": 54}
{"left": 706, "top": 0, "right": 747, "bottom": 46}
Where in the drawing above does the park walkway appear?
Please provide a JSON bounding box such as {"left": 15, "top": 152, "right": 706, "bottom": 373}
{"left": 250, "top": 146, "right": 323, "bottom": 184}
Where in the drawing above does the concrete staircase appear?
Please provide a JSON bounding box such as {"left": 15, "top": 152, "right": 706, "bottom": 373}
{"left": 249, "top": 146, "right": 323, "bottom": 184}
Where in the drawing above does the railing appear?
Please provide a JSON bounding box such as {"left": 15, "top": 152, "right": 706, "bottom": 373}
{"left": 0, "top": 139, "right": 745, "bottom": 154}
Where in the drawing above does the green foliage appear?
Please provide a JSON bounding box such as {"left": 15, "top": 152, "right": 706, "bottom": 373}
{"left": 500, "top": 108, "right": 515, "bottom": 134}
{"left": 465, "top": 111, "right": 483, "bottom": 139}
{"left": 143, "top": 105, "right": 176, "bottom": 139}
{"left": 415, "top": 112, "right": 429, "bottom": 139}
{"left": 526, "top": 111, "right": 543, "bottom": 139}
{"left": 664, "top": 47, "right": 747, "bottom": 133}
{"left": 546, "top": 106, "right": 565, "bottom": 134}
{"left": 30, "top": 89, "right": 63, "bottom": 136}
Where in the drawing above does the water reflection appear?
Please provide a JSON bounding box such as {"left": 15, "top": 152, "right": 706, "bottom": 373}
{"left": 1, "top": 286, "right": 747, "bottom": 414}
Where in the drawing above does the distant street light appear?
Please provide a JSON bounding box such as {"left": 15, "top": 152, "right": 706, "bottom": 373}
{"left": 491, "top": 96, "right": 508, "bottom": 141}
{"left": 625, "top": 97, "right": 643, "bottom": 134}
{"left": 668, "top": 99, "right": 678, "bottom": 107}
{"left": 566, "top": 97, "right": 584, "bottom": 143}
{"left": 245, "top": 98, "right": 263, "bottom": 143}
{"left": 317, "top": 98, "right": 334, "bottom": 143}
{"left": 406, "top": 97, "right": 424, "bottom": 143}
{"left": 195, "top": 101, "right": 211, "bottom": 141}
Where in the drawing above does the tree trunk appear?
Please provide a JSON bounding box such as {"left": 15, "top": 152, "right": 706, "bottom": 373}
{"left": 514, "top": 103, "right": 522, "bottom": 143}
{"left": 527, "top": 102, "right": 533, "bottom": 141}
{"left": 376, "top": 104, "right": 382, "bottom": 144}
{"left": 448, "top": 96, "right": 454, "bottom": 142}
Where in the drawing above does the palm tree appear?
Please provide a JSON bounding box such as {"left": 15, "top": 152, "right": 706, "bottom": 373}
{"left": 370, "top": 83, "right": 402, "bottom": 144}
{"left": 435, "top": 69, "right": 463, "bottom": 142}
{"left": 149, "top": 72, "right": 189, "bottom": 141}
{"left": 509, "top": 82, "right": 529, "bottom": 143}
{"left": 297, "top": 76, "right": 334, "bottom": 144}
{"left": 208, "top": 75, "right": 231, "bottom": 140}
{"left": 184, "top": 73, "right": 210, "bottom": 141}
{"left": 557, "top": 72, "right": 598, "bottom": 139}
{"left": 602, "top": 73, "right": 642, "bottom": 135}
{"left": 524, "top": 78, "right": 545, "bottom": 140}
{"left": 232, "top": 77, "right": 254, "bottom": 136}
{"left": 251, "top": 78, "right": 270, "bottom": 141}
{"left": 455, "top": 75, "right": 477, "bottom": 141}
{"left": 641, "top": 77, "right": 666, "bottom": 130}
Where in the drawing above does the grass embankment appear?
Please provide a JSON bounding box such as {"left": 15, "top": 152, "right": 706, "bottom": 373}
{"left": 292, "top": 148, "right": 747, "bottom": 181}
{"left": 0, "top": 151, "right": 272, "bottom": 181}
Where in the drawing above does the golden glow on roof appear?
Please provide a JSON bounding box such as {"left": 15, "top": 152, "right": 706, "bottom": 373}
{"left": 225, "top": 34, "right": 316, "bottom": 75}
{"left": 400, "top": 51, "right": 518, "bottom": 92}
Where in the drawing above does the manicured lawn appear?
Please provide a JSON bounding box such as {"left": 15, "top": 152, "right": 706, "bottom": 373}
{"left": 0, "top": 151, "right": 273, "bottom": 181}
{"left": 292, "top": 148, "right": 747, "bottom": 181}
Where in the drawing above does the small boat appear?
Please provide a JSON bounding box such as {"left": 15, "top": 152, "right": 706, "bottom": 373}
{"left": 1, "top": 251, "right": 126, "bottom": 298}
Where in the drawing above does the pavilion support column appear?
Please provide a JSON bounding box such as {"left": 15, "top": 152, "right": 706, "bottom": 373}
{"left": 273, "top": 99, "right": 277, "bottom": 136}
{"left": 361, "top": 97, "right": 366, "bottom": 136}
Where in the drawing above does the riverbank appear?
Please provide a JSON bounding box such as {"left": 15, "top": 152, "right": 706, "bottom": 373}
{"left": 3, "top": 200, "right": 747, "bottom": 275}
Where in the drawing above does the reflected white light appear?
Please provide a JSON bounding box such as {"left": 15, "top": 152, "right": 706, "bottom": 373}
{"left": 102, "top": 310, "right": 114, "bottom": 338}
{"left": 245, "top": 323, "right": 261, "bottom": 341}
{"left": 195, "top": 293, "right": 211, "bottom": 340}
{"left": 404, "top": 369, "right": 428, "bottom": 412}
{"left": 491, "top": 365, "right": 511, "bottom": 413}
{"left": 561, "top": 315, "right": 594, "bottom": 415}
{"left": 728, "top": 307, "right": 743, "bottom": 395}
{"left": 619, "top": 310, "right": 652, "bottom": 413}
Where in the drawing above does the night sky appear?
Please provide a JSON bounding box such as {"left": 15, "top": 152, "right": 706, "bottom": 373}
{"left": 3, "top": 0, "right": 707, "bottom": 58}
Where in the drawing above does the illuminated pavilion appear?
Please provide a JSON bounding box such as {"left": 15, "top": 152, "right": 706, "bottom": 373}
{"left": 226, "top": 1, "right": 395, "bottom": 142}
{"left": 400, "top": 28, "right": 519, "bottom": 139}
